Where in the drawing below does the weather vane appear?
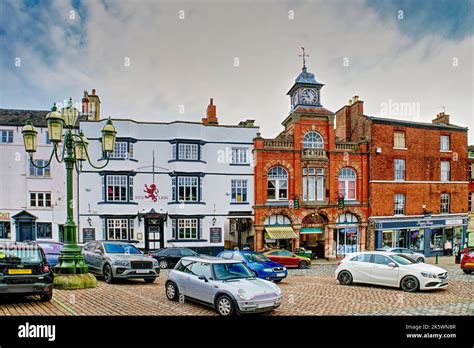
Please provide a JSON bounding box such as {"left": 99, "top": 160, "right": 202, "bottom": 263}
{"left": 299, "top": 47, "right": 309, "bottom": 68}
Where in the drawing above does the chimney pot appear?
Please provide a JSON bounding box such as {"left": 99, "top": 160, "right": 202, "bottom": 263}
{"left": 92, "top": 89, "right": 96, "bottom": 95}
{"left": 353, "top": 95, "right": 359, "bottom": 102}
{"left": 348, "top": 99, "right": 352, "bottom": 105}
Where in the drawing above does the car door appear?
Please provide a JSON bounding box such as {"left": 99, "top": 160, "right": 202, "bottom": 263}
{"left": 167, "top": 249, "right": 182, "bottom": 267}
{"left": 370, "top": 255, "right": 399, "bottom": 286}
{"left": 91, "top": 243, "right": 106, "bottom": 273}
{"left": 266, "top": 251, "right": 283, "bottom": 265}
{"left": 279, "top": 250, "right": 296, "bottom": 267}
{"left": 83, "top": 242, "right": 97, "bottom": 271}
{"left": 173, "top": 259, "right": 194, "bottom": 296}
{"left": 185, "top": 262, "right": 213, "bottom": 303}
{"left": 349, "top": 254, "right": 373, "bottom": 283}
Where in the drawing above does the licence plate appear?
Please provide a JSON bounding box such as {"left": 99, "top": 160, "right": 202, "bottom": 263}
{"left": 136, "top": 270, "right": 150, "bottom": 274}
{"left": 277, "top": 273, "right": 285, "bottom": 277}
{"left": 257, "top": 302, "right": 273, "bottom": 308}
{"left": 8, "top": 269, "right": 32, "bottom": 275}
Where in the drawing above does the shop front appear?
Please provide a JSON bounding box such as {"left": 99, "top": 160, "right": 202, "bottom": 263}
{"left": 333, "top": 213, "right": 359, "bottom": 257}
{"left": 263, "top": 214, "right": 298, "bottom": 251}
{"left": 300, "top": 214, "right": 326, "bottom": 258}
{"left": 373, "top": 215, "right": 468, "bottom": 257}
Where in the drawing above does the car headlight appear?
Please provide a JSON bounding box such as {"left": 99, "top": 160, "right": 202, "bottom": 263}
{"left": 282, "top": 267, "right": 286, "bottom": 271}
{"left": 263, "top": 268, "right": 273, "bottom": 273}
{"left": 152, "top": 260, "right": 159, "bottom": 267}
{"left": 275, "top": 287, "right": 282, "bottom": 296}
{"left": 421, "top": 272, "right": 437, "bottom": 278}
{"left": 237, "top": 288, "right": 251, "bottom": 300}
{"left": 113, "top": 260, "right": 130, "bottom": 267}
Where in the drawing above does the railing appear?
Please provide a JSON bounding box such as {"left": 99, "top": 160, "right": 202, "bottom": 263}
{"left": 263, "top": 139, "right": 293, "bottom": 148}
{"left": 335, "top": 142, "right": 359, "bottom": 151}
{"left": 301, "top": 148, "right": 327, "bottom": 159}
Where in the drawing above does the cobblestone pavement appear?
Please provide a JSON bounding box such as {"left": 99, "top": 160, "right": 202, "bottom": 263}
{"left": 0, "top": 264, "right": 472, "bottom": 316}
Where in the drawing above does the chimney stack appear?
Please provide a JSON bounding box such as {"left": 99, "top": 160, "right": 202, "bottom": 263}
{"left": 432, "top": 112, "right": 450, "bottom": 125}
{"left": 81, "top": 89, "right": 100, "bottom": 121}
{"left": 202, "top": 98, "right": 219, "bottom": 125}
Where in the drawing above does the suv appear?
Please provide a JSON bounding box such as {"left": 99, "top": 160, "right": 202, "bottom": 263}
{"left": 83, "top": 241, "right": 160, "bottom": 283}
{"left": 148, "top": 247, "right": 199, "bottom": 269}
{"left": 165, "top": 256, "right": 282, "bottom": 315}
{"left": 218, "top": 250, "right": 287, "bottom": 282}
{"left": 0, "top": 242, "right": 54, "bottom": 301}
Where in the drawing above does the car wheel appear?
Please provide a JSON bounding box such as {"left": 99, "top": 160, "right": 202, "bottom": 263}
{"left": 400, "top": 275, "right": 419, "bottom": 292}
{"left": 39, "top": 290, "right": 53, "bottom": 302}
{"left": 144, "top": 277, "right": 156, "bottom": 283}
{"left": 103, "top": 264, "right": 115, "bottom": 284}
{"left": 165, "top": 281, "right": 179, "bottom": 301}
{"left": 159, "top": 259, "right": 169, "bottom": 269}
{"left": 416, "top": 257, "right": 424, "bottom": 263}
{"left": 462, "top": 269, "right": 472, "bottom": 274}
{"left": 337, "top": 270, "right": 353, "bottom": 285}
{"left": 298, "top": 260, "right": 308, "bottom": 269}
{"left": 252, "top": 270, "right": 258, "bottom": 277}
{"left": 274, "top": 279, "right": 282, "bottom": 283}
{"left": 216, "top": 295, "right": 235, "bottom": 316}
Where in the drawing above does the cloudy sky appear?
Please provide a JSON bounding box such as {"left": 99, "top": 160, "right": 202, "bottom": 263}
{"left": 1, "top": 0, "right": 473, "bottom": 142}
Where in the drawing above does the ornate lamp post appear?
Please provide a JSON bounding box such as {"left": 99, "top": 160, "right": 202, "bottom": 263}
{"left": 22, "top": 98, "right": 117, "bottom": 289}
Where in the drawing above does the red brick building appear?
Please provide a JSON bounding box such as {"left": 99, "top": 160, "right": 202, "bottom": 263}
{"left": 253, "top": 65, "right": 370, "bottom": 259}
{"left": 468, "top": 146, "right": 474, "bottom": 235}
{"left": 337, "top": 100, "right": 470, "bottom": 256}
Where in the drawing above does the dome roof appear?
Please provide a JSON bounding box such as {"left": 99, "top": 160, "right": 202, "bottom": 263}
{"left": 295, "top": 66, "right": 320, "bottom": 85}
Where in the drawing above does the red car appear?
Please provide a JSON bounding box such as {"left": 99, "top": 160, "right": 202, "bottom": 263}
{"left": 264, "top": 249, "right": 311, "bottom": 269}
{"left": 460, "top": 248, "right": 474, "bottom": 274}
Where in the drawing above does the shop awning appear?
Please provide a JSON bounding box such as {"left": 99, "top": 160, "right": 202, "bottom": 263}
{"left": 265, "top": 226, "right": 298, "bottom": 239}
{"left": 300, "top": 227, "right": 323, "bottom": 234}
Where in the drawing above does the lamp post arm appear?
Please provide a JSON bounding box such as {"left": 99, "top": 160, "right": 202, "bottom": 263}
{"left": 29, "top": 146, "right": 56, "bottom": 169}
{"left": 83, "top": 139, "right": 111, "bottom": 170}
{"left": 53, "top": 140, "right": 66, "bottom": 163}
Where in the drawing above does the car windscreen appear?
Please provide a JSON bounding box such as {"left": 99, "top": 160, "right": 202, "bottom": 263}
{"left": 39, "top": 243, "right": 62, "bottom": 254}
{"left": 0, "top": 247, "right": 42, "bottom": 263}
{"left": 213, "top": 262, "right": 253, "bottom": 280}
{"left": 391, "top": 254, "right": 416, "bottom": 265}
{"left": 103, "top": 243, "right": 141, "bottom": 254}
{"left": 244, "top": 253, "right": 271, "bottom": 263}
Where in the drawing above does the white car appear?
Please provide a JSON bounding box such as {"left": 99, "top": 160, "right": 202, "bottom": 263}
{"left": 335, "top": 251, "right": 448, "bottom": 292}
{"left": 376, "top": 247, "right": 426, "bottom": 263}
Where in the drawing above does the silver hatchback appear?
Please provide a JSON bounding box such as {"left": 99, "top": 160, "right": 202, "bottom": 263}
{"left": 83, "top": 241, "right": 160, "bottom": 283}
{"left": 165, "top": 256, "right": 282, "bottom": 315}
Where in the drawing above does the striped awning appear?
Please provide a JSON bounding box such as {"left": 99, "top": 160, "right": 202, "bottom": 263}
{"left": 265, "top": 226, "right": 298, "bottom": 239}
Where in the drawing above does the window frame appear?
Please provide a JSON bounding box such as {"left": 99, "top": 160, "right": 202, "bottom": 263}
{"left": 105, "top": 218, "right": 134, "bottom": 240}
{"left": 302, "top": 131, "right": 324, "bottom": 149}
{"left": 29, "top": 159, "right": 51, "bottom": 177}
{"left": 394, "top": 159, "right": 406, "bottom": 181}
{"left": 29, "top": 191, "right": 52, "bottom": 208}
{"left": 267, "top": 166, "right": 288, "bottom": 201}
{"left": 36, "top": 222, "right": 52, "bottom": 239}
{"left": 440, "top": 135, "right": 451, "bottom": 152}
{"left": 440, "top": 161, "right": 450, "bottom": 182}
{"left": 394, "top": 193, "right": 406, "bottom": 215}
{"left": 440, "top": 193, "right": 450, "bottom": 214}
{"left": 231, "top": 147, "right": 249, "bottom": 165}
{"left": 393, "top": 131, "right": 406, "bottom": 149}
{"left": 107, "top": 140, "right": 135, "bottom": 160}
{"left": 172, "top": 176, "right": 201, "bottom": 202}
{"left": 106, "top": 175, "right": 131, "bottom": 202}
{"left": 302, "top": 167, "right": 325, "bottom": 202}
{"left": 0, "top": 129, "right": 13, "bottom": 143}
{"left": 0, "top": 221, "right": 11, "bottom": 239}
{"left": 231, "top": 179, "right": 248, "bottom": 203}
{"left": 338, "top": 167, "right": 357, "bottom": 201}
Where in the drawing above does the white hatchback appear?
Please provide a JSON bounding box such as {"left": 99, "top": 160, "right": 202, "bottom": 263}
{"left": 335, "top": 251, "right": 448, "bottom": 292}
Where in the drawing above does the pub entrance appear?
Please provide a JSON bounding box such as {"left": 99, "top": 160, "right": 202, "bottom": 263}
{"left": 140, "top": 208, "right": 167, "bottom": 252}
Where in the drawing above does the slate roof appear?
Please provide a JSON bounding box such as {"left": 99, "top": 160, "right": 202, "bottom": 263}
{"left": 368, "top": 116, "right": 468, "bottom": 132}
{"left": 0, "top": 108, "right": 87, "bottom": 128}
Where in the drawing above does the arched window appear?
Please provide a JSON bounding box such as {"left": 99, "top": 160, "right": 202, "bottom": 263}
{"left": 302, "top": 131, "right": 324, "bottom": 149}
{"left": 336, "top": 213, "right": 359, "bottom": 224}
{"left": 267, "top": 166, "right": 288, "bottom": 200}
{"left": 264, "top": 214, "right": 291, "bottom": 226}
{"left": 338, "top": 168, "right": 356, "bottom": 200}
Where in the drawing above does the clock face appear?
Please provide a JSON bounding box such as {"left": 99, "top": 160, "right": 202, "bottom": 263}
{"left": 292, "top": 93, "right": 298, "bottom": 107}
{"left": 301, "top": 88, "right": 318, "bottom": 104}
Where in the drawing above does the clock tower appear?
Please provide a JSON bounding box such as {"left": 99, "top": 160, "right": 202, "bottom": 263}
{"left": 287, "top": 59, "right": 324, "bottom": 111}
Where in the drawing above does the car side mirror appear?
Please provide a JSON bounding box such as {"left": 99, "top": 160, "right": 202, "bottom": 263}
{"left": 388, "top": 262, "right": 397, "bottom": 268}
{"left": 96, "top": 249, "right": 104, "bottom": 255}
{"left": 198, "top": 275, "right": 208, "bottom": 282}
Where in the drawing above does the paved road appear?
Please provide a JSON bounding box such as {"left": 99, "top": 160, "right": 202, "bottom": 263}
{"left": 0, "top": 264, "right": 472, "bottom": 316}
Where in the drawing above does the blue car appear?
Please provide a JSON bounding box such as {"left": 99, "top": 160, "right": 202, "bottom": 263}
{"left": 217, "top": 250, "right": 288, "bottom": 282}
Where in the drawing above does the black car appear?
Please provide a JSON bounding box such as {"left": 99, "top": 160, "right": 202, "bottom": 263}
{"left": 148, "top": 247, "right": 198, "bottom": 269}
{"left": 0, "top": 242, "right": 54, "bottom": 301}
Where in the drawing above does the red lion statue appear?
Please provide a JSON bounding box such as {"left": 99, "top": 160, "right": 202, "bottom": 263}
{"left": 144, "top": 183, "right": 158, "bottom": 202}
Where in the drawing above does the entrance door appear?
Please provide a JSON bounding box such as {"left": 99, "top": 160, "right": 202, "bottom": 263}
{"left": 18, "top": 222, "right": 34, "bottom": 241}
{"left": 145, "top": 218, "right": 164, "bottom": 251}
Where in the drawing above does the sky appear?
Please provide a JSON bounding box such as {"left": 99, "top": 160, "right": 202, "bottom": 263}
{"left": 0, "top": 0, "right": 473, "bottom": 142}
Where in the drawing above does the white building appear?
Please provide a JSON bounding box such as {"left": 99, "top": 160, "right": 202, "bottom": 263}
{"left": 0, "top": 90, "right": 100, "bottom": 244}
{"left": 79, "top": 99, "right": 258, "bottom": 254}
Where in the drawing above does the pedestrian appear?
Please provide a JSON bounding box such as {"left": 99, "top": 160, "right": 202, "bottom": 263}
{"left": 444, "top": 240, "right": 452, "bottom": 256}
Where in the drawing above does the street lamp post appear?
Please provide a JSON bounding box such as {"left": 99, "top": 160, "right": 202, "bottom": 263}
{"left": 22, "top": 98, "right": 117, "bottom": 289}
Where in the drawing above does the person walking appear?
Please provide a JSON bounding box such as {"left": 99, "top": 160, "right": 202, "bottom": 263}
{"left": 444, "top": 239, "right": 453, "bottom": 256}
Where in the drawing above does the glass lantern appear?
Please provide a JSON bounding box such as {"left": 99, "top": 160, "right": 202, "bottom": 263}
{"left": 46, "top": 103, "right": 64, "bottom": 142}
{"left": 62, "top": 98, "right": 79, "bottom": 128}
{"left": 75, "top": 132, "right": 89, "bottom": 161}
{"left": 101, "top": 118, "right": 117, "bottom": 153}
{"left": 22, "top": 120, "right": 38, "bottom": 154}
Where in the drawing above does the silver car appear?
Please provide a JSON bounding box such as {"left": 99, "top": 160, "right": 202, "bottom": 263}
{"left": 83, "top": 241, "right": 160, "bottom": 283}
{"left": 376, "top": 247, "right": 426, "bottom": 263}
{"left": 165, "top": 256, "right": 282, "bottom": 315}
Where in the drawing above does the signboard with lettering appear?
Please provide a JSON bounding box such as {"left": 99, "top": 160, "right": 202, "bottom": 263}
{"left": 210, "top": 227, "right": 222, "bottom": 243}
{"left": 82, "top": 228, "right": 96, "bottom": 243}
{"left": 0, "top": 212, "right": 10, "bottom": 221}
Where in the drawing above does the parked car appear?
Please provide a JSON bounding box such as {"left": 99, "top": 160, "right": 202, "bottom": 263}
{"left": 264, "top": 249, "right": 311, "bottom": 269}
{"left": 83, "top": 241, "right": 160, "bottom": 283}
{"left": 376, "top": 247, "right": 426, "bottom": 263}
{"left": 36, "top": 241, "right": 63, "bottom": 268}
{"left": 294, "top": 247, "right": 315, "bottom": 259}
{"left": 165, "top": 255, "right": 282, "bottom": 315}
{"left": 148, "top": 247, "right": 199, "bottom": 269}
{"left": 460, "top": 249, "right": 474, "bottom": 274}
{"left": 335, "top": 251, "right": 448, "bottom": 292}
{"left": 0, "top": 242, "right": 54, "bottom": 301}
{"left": 217, "top": 250, "right": 287, "bottom": 282}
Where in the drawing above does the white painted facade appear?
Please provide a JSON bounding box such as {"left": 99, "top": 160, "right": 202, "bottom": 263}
{"left": 0, "top": 124, "right": 70, "bottom": 242}
{"left": 78, "top": 119, "right": 258, "bottom": 254}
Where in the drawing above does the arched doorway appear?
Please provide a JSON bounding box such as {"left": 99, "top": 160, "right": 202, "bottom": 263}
{"left": 300, "top": 213, "right": 327, "bottom": 259}
{"left": 263, "top": 214, "right": 297, "bottom": 251}
{"left": 334, "top": 213, "right": 359, "bottom": 256}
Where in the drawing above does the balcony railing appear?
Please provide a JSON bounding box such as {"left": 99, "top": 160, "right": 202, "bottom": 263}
{"left": 335, "top": 142, "right": 359, "bottom": 151}
{"left": 263, "top": 139, "right": 293, "bottom": 149}
{"left": 301, "top": 148, "right": 327, "bottom": 159}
